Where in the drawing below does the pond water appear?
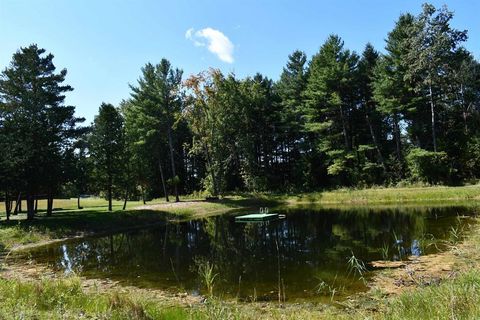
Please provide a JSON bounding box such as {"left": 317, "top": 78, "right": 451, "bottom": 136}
{"left": 17, "top": 206, "right": 477, "bottom": 302}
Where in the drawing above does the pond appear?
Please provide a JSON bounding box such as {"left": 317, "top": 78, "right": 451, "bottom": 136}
{"left": 16, "top": 205, "right": 477, "bottom": 303}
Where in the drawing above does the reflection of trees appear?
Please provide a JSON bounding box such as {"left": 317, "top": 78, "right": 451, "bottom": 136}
{"left": 28, "top": 206, "right": 474, "bottom": 299}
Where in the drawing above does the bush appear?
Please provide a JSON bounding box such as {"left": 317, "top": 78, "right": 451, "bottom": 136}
{"left": 406, "top": 148, "right": 450, "bottom": 184}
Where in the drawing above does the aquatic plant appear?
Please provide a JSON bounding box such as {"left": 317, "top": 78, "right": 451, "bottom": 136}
{"left": 448, "top": 225, "right": 463, "bottom": 245}
{"left": 314, "top": 274, "right": 344, "bottom": 302}
{"left": 416, "top": 233, "right": 439, "bottom": 254}
{"left": 347, "top": 252, "right": 367, "bottom": 285}
{"left": 194, "top": 258, "right": 218, "bottom": 297}
{"left": 392, "top": 230, "right": 405, "bottom": 259}
{"left": 380, "top": 242, "right": 390, "bottom": 260}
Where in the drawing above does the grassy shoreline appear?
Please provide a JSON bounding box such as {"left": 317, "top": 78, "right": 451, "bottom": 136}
{"left": 290, "top": 184, "right": 480, "bottom": 204}
{"left": 2, "top": 185, "right": 480, "bottom": 319}
{"left": 2, "top": 221, "right": 480, "bottom": 319}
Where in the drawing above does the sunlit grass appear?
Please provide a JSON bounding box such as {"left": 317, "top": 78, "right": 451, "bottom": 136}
{"left": 0, "top": 276, "right": 189, "bottom": 320}
{"left": 382, "top": 270, "right": 480, "bottom": 320}
{"left": 293, "top": 184, "right": 480, "bottom": 204}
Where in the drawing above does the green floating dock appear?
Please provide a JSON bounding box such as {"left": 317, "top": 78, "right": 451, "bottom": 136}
{"left": 235, "top": 213, "right": 281, "bottom": 223}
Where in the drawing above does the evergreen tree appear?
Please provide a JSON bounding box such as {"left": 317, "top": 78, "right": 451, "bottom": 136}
{"left": 405, "top": 4, "right": 468, "bottom": 152}
{"left": 373, "top": 13, "right": 417, "bottom": 180}
{"left": 303, "top": 35, "right": 359, "bottom": 184}
{"left": 0, "top": 44, "right": 83, "bottom": 219}
{"left": 275, "top": 50, "right": 308, "bottom": 188}
{"left": 128, "top": 59, "right": 183, "bottom": 202}
{"left": 89, "top": 103, "right": 125, "bottom": 211}
{"left": 355, "top": 43, "right": 387, "bottom": 183}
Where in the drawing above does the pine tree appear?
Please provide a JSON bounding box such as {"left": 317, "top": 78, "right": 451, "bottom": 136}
{"left": 128, "top": 59, "right": 183, "bottom": 202}
{"left": 89, "top": 103, "right": 125, "bottom": 211}
{"left": 0, "top": 44, "right": 83, "bottom": 219}
{"left": 405, "top": 4, "right": 468, "bottom": 152}
{"left": 275, "top": 50, "right": 308, "bottom": 187}
{"left": 303, "top": 35, "right": 358, "bottom": 184}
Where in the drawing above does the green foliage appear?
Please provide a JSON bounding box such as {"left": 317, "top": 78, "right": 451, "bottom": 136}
{"left": 406, "top": 148, "right": 450, "bottom": 184}
{"left": 126, "top": 59, "right": 185, "bottom": 202}
{"left": 89, "top": 103, "right": 126, "bottom": 210}
{"left": 2, "top": 2, "right": 480, "bottom": 205}
{"left": 0, "top": 44, "right": 85, "bottom": 218}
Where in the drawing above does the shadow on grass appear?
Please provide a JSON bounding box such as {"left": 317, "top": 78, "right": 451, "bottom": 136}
{"left": 213, "top": 195, "right": 284, "bottom": 209}
{"left": 0, "top": 209, "right": 173, "bottom": 240}
{"left": 0, "top": 195, "right": 285, "bottom": 244}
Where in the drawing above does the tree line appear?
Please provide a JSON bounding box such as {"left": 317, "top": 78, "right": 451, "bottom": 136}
{"left": 1, "top": 4, "right": 479, "bottom": 219}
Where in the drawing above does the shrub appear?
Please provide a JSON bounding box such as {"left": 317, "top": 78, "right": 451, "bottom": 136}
{"left": 406, "top": 148, "right": 450, "bottom": 184}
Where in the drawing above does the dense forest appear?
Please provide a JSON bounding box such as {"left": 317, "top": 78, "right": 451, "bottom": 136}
{"left": 1, "top": 4, "right": 479, "bottom": 219}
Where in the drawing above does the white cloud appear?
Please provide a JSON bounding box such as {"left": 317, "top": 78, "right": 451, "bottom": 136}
{"left": 185, "top": 28, "right": 194, "bottom": 40}
{"left": 185, "top": 27, "right": 234, "bottom": 63}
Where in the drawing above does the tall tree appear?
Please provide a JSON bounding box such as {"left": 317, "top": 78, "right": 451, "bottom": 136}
{"left": 303, "top": 35, "right": 359, "bottom": 184}
{"left": 89, "top": 103, "right": 125, "bottom": 211}
{"left": 357, "top": 44, "right": 383, "bottom": 161}
{"left": 275, "top": 50, "right": 308, "bottom": 188}
{"left": 185, "top": 70, "right": 237, "bottom": 196}
{"left": 405, "top": 4, "right": 468, "bottom": 152}
{"left": 129, "top": 59, "right": 183, "bottom": 202}
{"left": 373, "top": 13, "right": 416, "bottom": 174}
{"left": 0, "top": 44, "right": 83, "bottom": 219}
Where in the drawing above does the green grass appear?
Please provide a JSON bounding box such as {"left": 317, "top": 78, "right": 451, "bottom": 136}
{"left": 0, "top": 275, "right": 346, "bottom": 320}
{"left": 381, "top": 270, "right": 480, "bottom": 320}
{"left": 0, "top": 276, "right": 189, "bottom": 320}
{"left": 0, "top": 209, "right": 173, "bottom": 251}
{"left": 5, "top": 270, "right": 480, "bottom": 320}
{"left": 290, "top": 184, "right": 480, "bottom": 204}
{"left": 0, "top": 197, "right": 161, "bottom": 213}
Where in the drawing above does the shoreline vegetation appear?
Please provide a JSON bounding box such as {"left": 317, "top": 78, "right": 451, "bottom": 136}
{"left": 1, "top": 185, "right": 480, "bottom": 319}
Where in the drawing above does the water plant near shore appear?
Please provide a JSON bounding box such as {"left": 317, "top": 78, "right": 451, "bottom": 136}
{"left": 347, "top": 252, "right": 367, "bottom": 285}
{"left": 194, "top": 258, "right": 218, "bottom": 297}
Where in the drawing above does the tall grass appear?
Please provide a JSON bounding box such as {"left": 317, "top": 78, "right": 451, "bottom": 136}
{"left": 293, "top": 184, "right": 480, "bottom": 205}
{"left": 347, "top": 252, "right": 367, "bottom": 285}
{"left": 193, "top": 258, "right": 218, "bottom": 297}
{"left": 383, "top": 270, "right": 480, "bottom": 320}
{"left": 0, "top": 277, "right": 189, "bottom": 320}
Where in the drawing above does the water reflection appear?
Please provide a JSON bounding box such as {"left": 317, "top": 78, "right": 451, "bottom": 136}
{"left": 23, "top": 206, "right": 476, "bottom": 302}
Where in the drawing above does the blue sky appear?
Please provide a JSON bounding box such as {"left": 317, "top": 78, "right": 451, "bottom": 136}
{"left": 1, "top": 0, "right": 479, "bottom": 123}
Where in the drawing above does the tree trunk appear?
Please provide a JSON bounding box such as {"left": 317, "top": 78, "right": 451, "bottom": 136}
{"left": 158, "top": 160, "right": 169, "bottom": 202}
{"left": 34, "top": 196, "right": 38, "bottom": 214}
{"left": 122, "top": 187, "right": 128, "bottom": 210}
{"left": 141, "top": 185, "right": 146, "bottom": 205}
{"left": 46, "top": 190, "right": 53, "bottom": 216}
{"left": 5, "top": 192, "right": 11, "bottom": 221}
{"left": 204, "top": 143, "right": 218, "bottom": 196}
{"left": 13, "top": 192, "right": 22, "bottom": 215}
{"left": 167, "top": 127, "right": 180, "bottom": 202}
{"left": 429, "top": 83, "right": 437, "bottom": 152}
{"left": 77, "top": 195, "right": 81, "bottom": 209}
{"left": 339, "top": 104, "right": 350, "bottom": 151}
{"left": 26, "top": 193, "right": 35, "bottom": 220}
{"left": 393, "top": 114, "right": 402, "bottom": 160}
{"left": 460, "top": 84, "right": 468, "bottom": 134}
{"left": 107, "top": 175, "right": 113, "bottom": 211}
{"left": 47, "top": 196, "right": 53, "bottom": 216}
{"left": 366, "top": 111, "right": 386, "bottom": 169}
